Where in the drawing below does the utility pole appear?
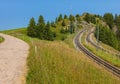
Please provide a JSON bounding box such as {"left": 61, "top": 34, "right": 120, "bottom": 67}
{"left": 70, "top": 6, "right": 72, "bottom": 34}
{"left": 74, "top": 17, "right": 77, "bottom": 33}
{"left": 69, "top": 6, "right": 73, "bottom": 34}
{"left": 68, "top": 6, "right": 72, "bottom": 41}
{"left": 96, "top": 20, "right": 99, "bottom": 51}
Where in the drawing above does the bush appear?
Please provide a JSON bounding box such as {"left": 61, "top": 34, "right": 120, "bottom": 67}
{"left": 0, "top": 37, "right": 4, "bottom": 43}
{"left": 61, "top": 36, "right": 66, "bottom": 41}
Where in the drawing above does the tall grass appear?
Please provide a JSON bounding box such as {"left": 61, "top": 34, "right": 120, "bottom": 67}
{"left": 26, "top": 40, "right": 120, "bottom": 84}
{"left": 1, "top": 28, "right": 120, "bottom": 84}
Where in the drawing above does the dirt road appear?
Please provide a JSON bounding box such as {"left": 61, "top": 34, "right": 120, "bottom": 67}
{"left": 0, "top": 33, "right": 29, "bottom": 84}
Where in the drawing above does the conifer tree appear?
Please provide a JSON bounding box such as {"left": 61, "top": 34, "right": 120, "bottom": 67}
{"left": 64, "top": 14, "right": 68, "bottom": 19}
{"left": 103, "top": 13, "right": 114, "bottom": 29}
{"left": 76, "top": 14, "right": 81, "bottom": 23}
{"left": 83, "top": 13, "right": 90, "bottom": 23}
{"left": 58, "top": 14, "right": 63, "bottom": 22}
{"left": 27, "top": 17, "right": 37, "bottom": 37}
{"left": 44, "top": 22, "right": 53, "bottom": 40}
{"left": 62, "top": 20, "right": 66, "bottom": 26}
{"left": 55, "top": 18, "right": 58, "bottom": 24}
{"left": 51, "top": 21, "right": 56, "bottom": 28}
{"left": 36, "top": 15, "right": 45, "bottom": 39}
{"left": 69, "top": 14, "right": 75, "bottom": 22}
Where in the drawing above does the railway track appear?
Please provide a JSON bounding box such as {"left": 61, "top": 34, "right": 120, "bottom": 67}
{"left": 86, "top": 29, "right": 120, "bottom": 58}
{"left": 87, "top": 31, "right": 106, "bottom": 51}
{"left": 74, "top": 28, "right": 120, "bottom": 78}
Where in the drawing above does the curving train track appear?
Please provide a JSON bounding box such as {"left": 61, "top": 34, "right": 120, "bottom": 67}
{"left": 74, "top": 28, "right": 120, "bottom": 78}
{"left": 86, "top": 28, "right": 120, "bottom": 58}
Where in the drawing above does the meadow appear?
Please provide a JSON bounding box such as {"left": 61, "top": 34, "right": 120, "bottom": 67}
{"left": 1, "top": 28, "right": 120, "bottom": 84}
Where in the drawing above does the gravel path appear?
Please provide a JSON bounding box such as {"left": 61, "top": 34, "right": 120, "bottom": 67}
{"left": 0, "top": 33, "right": 29, "bottom": 84}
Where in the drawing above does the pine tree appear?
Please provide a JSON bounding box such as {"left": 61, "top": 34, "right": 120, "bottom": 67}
{"left": 60, "top": 28, "right": 65, "bottom": 34}
{"left": 103, "top": 13, "right": 114, "bottom": 29}
{"left": 114, "top": 14, "right": 120, "bottom": 38}
{"left": 62, "top": 20, "right": 66, "bottom": 26}
{"left": 36, "top": 15, "right": 45, "bottom": 39}
{"left": 83, "top": 13, "right": 96, "bottom": 24}
{"left": 83, "top": 13, "right": 90, "bottom": 23}
{"left": 55, "top": 18, "right": 58, "bottom": 24}
{"left": 51, "top": 21, "right": 56, "bottom": 28}
{"left": 76, "top": 14, "right": 80, "bottom": 18}
{"left": 64, "top": 14, "right": 68, "bottom": 19}
{"left": 76, "top": 14, "right": 81, "bottom": 23}
{"left": 44, "top": 22, "right": 53, "bottom": 40}
{"left": 114, "top": 14, "right": 118, "bottom": 24}
{"left": 69, "top": 14, "right": 75, "bottom": 22}
{"left": 27, "top": 17, "right": 37, "bottom": 37}
{"left": 58, "top": 14, "right": 63, "bottom": 22}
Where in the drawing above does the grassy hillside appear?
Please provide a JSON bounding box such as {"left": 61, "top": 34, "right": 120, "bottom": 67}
{"left": 1, "top": 28, "right": 120, "bottom": 84}
{"left": 81, "top": 30, "right": 120, "bottom": 68}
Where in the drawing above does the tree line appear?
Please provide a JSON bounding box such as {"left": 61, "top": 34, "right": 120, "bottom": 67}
{"left": 27, "top": 15, "right": 55, "bottom": 41}
{"left": 101, "top": 13, "right": 120, "bottom": 51}
{"left": 27, "top": 13, "right": 120, "bottom": 49}
{"left": 27, "top": 14, "right": 81, "bottom": 41}
{"left": 56, "top": 14, "right": 81, "bottom": 34}
{"left": 100, "top": 13, "right": 120, "bottom": 39}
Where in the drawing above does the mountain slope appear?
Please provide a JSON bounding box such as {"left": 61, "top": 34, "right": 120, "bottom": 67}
{"left": 1, "top": 28, "right": 120, "bottom": 84}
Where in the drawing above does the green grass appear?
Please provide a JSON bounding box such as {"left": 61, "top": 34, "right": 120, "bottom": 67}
{"left": 1, "top": 28, "right": 120, "bottom": 84}
{"left": 81, "top": 31, "right": 120, "bottom": 67}
{"left": 50, "top": 20, "right": 69, "bottom": 40}
{"left": 0, "top": 36, "right": 4, "bottom": 43}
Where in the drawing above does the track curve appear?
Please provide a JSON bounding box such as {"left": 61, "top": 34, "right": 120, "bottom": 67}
{"left": 74, "top": 28, "right": 120, "bottom": 78}
{"left": 86, "top": 29, "right": 120, "bottom": 58}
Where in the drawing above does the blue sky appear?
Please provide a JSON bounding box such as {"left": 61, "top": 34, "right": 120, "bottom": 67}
{"left": 0, "top": 0, "right": 120, "bottom": 30}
